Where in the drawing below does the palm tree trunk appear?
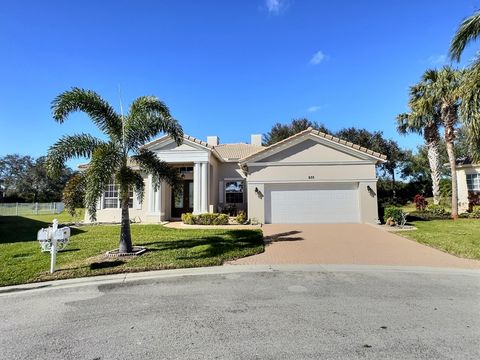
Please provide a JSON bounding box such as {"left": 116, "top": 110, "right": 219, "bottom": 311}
{"left": 119, "top": 187, "right": 133, "bottom": 253}
{"left": 446, "top": 140, "right": 458, "bottom": 218}
{"left": 426, "top": 141, "right": 441, "bottom": 205}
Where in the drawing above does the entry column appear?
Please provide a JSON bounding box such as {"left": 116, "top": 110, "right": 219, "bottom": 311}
{"left": 193, "top": 162, "right": 201, "bottom": 214}
{"left": 200, "top": 162, "right": 209, "bottom": 213}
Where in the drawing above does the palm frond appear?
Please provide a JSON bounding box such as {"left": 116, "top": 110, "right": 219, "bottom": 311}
{"left": 46, "top": 134, "right": 105, "bottom": 176}
{"left": 131, "top": 149, "right": 179, "bottom": 188}
{"left": 84, "top": 143, "right": 122, "bottom": 221}
{"left": 51, "top": 87, "right": 122, "bottom": 139}
{"left": 450, "top": 11, "right": 480, "bottom": 62}
{"left": 125, "top": 96, "right": 184, "bottom": 150}
{"left": 116, "top": 166, "right": 145, "bottom": 204}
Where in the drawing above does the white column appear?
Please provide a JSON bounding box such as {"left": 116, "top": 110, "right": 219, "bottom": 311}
{"left": 201, "top": 162, "right": 208, "bottom": 213}
{"left": 193, "top": 162, "right": 201, "bottom": 214}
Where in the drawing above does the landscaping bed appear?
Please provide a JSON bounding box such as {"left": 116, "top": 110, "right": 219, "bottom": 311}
{"left": 0, "top": 212, "right": 264, "bottom": 286}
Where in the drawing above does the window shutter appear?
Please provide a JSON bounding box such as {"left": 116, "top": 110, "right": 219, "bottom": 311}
{"left": 219, "top": 181, "right": 224, "bottom": 203}
{"left": 96, "top": 196, "right": 102, "bottom": 210}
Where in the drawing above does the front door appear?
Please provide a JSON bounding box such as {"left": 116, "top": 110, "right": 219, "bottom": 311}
{"left": 171, "top": 180, "right": 194, "bottom": 218}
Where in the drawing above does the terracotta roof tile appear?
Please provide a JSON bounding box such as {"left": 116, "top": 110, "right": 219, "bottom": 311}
{"left": 213, "top": 143, "right": 264, "bottom": 160}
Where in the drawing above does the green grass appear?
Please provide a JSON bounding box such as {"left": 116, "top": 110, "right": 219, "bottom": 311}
{"left": 401, "top": 219, "right": 480, "bottom": 260}
{"left": 0, "top": 212, "right": 264, "bottom": 287}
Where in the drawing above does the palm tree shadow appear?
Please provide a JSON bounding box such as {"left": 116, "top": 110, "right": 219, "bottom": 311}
{"left": 264, "top": 231, "right": 304, "bottom": 244}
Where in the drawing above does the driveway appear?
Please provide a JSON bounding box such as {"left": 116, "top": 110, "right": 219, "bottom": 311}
{"left": 229, "top": 224, "right": 480, "bottom": 268}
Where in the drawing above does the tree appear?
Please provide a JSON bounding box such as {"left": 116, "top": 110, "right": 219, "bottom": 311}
{"left": 396, "top": 80, "right": 443, "bottom": 205}
{"left": 0, "top": 154, "right": 34, "bottom": 200}
{"left": 335, "top": 127, "right": 408, "bottom": 201}
{"left": 46, "top": 88, "right": 183, "bottom": 253}
{"left": 416, "top": 67, "right": 463, "bottom": 218}
{"left": 449, "top": 11, "right": 480, "bottom": 62}
{"left": 449, "top": 11, "right": 480, "bottom": 161}
{"left": 263, "top": 118, "right": 330, "bottom": 146}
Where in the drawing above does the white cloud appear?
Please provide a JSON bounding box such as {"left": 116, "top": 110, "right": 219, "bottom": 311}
{"left": 310, "top": 50, "right": 326, "bottom": 65}
{"left": 265, "top": 0, "right": 283, "bottom": 14}
{"left": 308, "top": 105, "right": 322, "bottom": 113}
{"left": 427, "top": 54, "right": 447, "bottom": 65}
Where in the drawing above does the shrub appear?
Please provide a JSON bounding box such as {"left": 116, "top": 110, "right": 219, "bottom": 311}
{"left": 181, "top": 213, "right": 194, "bottom": 225}
{"left": 413, "top": 194, "right": 428, "bottom": 211}
{"left": 469, "top": 205, "right": 480, "bottom": 219}
{"left": 181, "top": 213, "right": 229, "bottom": 225}
{"left": 235, "top": 210, "right": 247, "bottom": 224}
{"left": 384, "top": 206, "right": 403, "bottom": 224}
{"left": 425, "top": 204, "right": 447, "bottom": 216}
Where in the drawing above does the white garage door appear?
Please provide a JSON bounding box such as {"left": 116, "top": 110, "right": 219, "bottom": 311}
{"left": 265, "top": 183, "right": 360, "bottom": 224}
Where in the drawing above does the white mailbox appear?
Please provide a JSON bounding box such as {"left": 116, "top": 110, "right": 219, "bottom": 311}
{"left": 37, "top": 219, "right": 71, "bottom": 273}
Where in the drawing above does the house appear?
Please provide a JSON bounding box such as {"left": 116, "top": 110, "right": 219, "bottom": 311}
{"left": 456, "top": 157, "right": 480, "bottom": 213}
{"left": 86, "top": 128, "right": 386, "bottom": 224}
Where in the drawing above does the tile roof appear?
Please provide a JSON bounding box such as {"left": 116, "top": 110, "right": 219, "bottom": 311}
{"left": 239, "top": 127, "right": 387, "bottom": 162}
{"left": 213, "top": 143, "right": 264, "bottom": 161}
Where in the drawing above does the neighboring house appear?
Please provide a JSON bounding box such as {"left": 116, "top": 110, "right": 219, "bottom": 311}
{"left": 85, "top": 128, "right": 386, "bottom": 224}
{"left": 456, "top": 157, "right": 480, "bottom": 213}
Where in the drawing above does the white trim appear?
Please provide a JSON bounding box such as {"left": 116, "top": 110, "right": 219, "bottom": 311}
{"left": 247, "top": 178, "right": 378, "bottom": 185}
{"left": 246, "top": 160, "right": 373, "bottom": 167}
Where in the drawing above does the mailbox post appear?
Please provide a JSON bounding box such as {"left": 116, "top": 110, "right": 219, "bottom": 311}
{"left": 37, "top": 219, "right": 70, "bottom": 273}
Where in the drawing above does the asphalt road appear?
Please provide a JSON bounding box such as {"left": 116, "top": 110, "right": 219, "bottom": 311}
{"left": 1, "top": 266, "right": 479, "bottom": 360}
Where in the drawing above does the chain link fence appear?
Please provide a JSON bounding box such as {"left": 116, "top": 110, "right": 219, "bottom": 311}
{"left": 0, "top": 202, "right": 64, "bottom": 216}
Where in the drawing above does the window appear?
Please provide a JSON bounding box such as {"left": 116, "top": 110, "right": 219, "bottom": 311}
{"left": 103, "top": 182, "right": 133, "bottom": 209}
{"left": 225, "top": 180, "right": 244, "bottom": 204}
{"left": 178, "top": 166, "right": 193, "bottom": 175}
{"left": 466, "top": 174, "right": 480, "bottom": 191}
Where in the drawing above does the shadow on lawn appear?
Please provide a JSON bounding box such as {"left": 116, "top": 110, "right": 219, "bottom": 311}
{"left": 138, "top": 230, "right": 264, "bottom": 259}
{"left": 0, "top": 216, "right": 85, "bottom": 244}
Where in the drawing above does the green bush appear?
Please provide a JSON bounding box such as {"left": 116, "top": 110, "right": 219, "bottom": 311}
{"left": 235, "top": 210, "right": 247, "bottom": 224}
{"left": 181, "top": 213, "right": 194, "bottom": 225}
{"left": 384, "top": 206, "right": 403, "bottom": 224}
{"left": 181, "top": 212, "right": 229, "bottom": 225}
{"left": 425, "top": 204, "right": 447, "bottom": 216}
{"left": 407, "top": 210, "right": 450, "bottom": 221}
{"left": 469, "top": 205, "right": 480, "bottom": 219}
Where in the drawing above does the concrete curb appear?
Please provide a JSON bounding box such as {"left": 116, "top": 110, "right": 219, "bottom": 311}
{"left": 1, "top": 264, "right": 479, "bottom": 297}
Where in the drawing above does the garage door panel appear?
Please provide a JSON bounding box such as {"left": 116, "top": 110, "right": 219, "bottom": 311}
{"left": 265, "top": 183, "right": 359, "bottom": 224}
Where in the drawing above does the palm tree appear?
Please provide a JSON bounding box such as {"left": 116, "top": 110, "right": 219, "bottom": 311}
{"left": 449, "top": 11, "right": 480, "bottom": 62}
{"left": 397, "top": 82, "right": 443, "bottom": 204}
{"left": 450, "top": 11, "right": 480, "bottom": 161}
{"left": 414, "top": 67, "right": 463, "bottom": 218}
{"left": 46, "top": 88, "right": 183, "bottom": 253}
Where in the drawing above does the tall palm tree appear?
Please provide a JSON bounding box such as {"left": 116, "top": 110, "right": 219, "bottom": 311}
{"left": 415, "top": 67, "right": 463, "bottom": 218}
{"left": 46, "top": 88, "right": 183, "bottom": 253}
{"left": 450, "top": 11, "right": 480, "bottom": 161}
{"left": 397, "top": 83, "right": 443, "bottom": 204}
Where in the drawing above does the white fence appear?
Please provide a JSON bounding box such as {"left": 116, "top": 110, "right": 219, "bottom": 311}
{"left": 0, "top": 202, "right": 65, "bottom": 216}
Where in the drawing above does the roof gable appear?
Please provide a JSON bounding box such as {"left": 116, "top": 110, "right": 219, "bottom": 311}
{"left": 240, "top": 128, "right": 387, "bottom": 164}
{"left": 259, "top": 138, "right": 366, "bottom": 163}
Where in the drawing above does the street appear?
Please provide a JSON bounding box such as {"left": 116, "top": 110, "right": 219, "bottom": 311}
{"left": 1, "top": 265, "right": 479, "bottom": 359}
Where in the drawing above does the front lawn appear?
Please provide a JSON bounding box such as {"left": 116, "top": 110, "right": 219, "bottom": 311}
{"left": 400, "top": 218, "right": 480, "bottom": 260}
{"left": 0, "top": 213, "right": 264, "bottom": 287}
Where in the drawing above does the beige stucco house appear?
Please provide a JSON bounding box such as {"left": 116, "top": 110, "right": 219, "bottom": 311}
{"left": 86, "top": 128, "right": 386, "bottom": 224}
{"left": 456, "top": 158, "right": 480, "bottom": 213}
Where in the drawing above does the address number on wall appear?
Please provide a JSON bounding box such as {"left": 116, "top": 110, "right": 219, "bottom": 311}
{"left": 308, "top": 176, "right": 315, "bottom": 179}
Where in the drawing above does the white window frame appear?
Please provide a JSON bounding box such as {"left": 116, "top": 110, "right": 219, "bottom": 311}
{"left": 103, "top": 182, "right": 134, "bottom": 209}
{"left": 466, "top": 173, "right": 480, "bottom": 191}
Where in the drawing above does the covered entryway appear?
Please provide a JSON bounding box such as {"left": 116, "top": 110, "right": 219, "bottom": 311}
{"left": 265, "top": 183, "right": 360, "bottom": 224}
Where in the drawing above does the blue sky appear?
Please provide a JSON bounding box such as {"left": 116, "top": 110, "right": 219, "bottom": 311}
{"left": 1, "top": 0, "right": 480, "bottom": 168}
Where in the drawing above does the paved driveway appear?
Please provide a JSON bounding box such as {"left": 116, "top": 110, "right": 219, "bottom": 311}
{"left": 230, "top": 224, "right": 480, "bottom": 268}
